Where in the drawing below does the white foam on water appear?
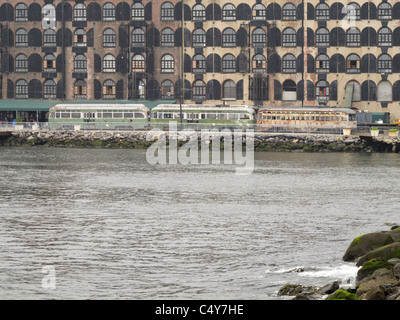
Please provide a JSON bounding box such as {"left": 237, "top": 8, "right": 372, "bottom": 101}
{"left": 297, "top": 264, "right": 359, "bottom": 280}
{"left": 265, "top": 266, "right": 308, "bottom": 274}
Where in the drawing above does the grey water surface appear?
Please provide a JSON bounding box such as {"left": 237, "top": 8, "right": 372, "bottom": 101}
{"left": 0, "top": 147, "right": 398, "bottom": 299}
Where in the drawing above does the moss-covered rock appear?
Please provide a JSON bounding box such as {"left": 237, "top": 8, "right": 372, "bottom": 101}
{"left": 343, "top": 232, "right": 394, "bottom": 262}
{"left": 356, "top": 258, "right": 393, "bottom": 282}
{"left": 326, "top": 289, "right": 359, "bottom": 300}
{"left": 357, "top": 242, "right": 400, "bottom": 267}
{"left": 278, "top": 284, "right": 317, "bottom": 296}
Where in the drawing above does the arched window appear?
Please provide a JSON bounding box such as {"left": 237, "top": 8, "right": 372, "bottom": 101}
{"left": 316, "top": 80, "right": 329, "bottom": 101}
{"left": 282, "top": 28, "right": 296, "bottom": 47}
{"left": 316, "top": 28, "right": 329, "bottom": 47}
{"left": 132, "top": 3, "right": 145, "bottom": 21}
{"left": 222, "top": 4, "right": 236, "bottom": 21}
{"left": 192, "top": 4, "right": 206, "bottom": 21}
{"left": 44, "top": 80, "right": 56, "bottom": 99}
{"left": 378, "top": 27, "right": 392, "bottom": 47}
{"left": 103, "top": 3, "right": 115, "bottom": 21}
{"left": 192, "top": 80, "right": 206, "bottom": 100}
{"left": 282, "top": 54, "right": 296, "bottom": 73}
{"left": 346, "top": 28, "right": 360, "bottom": 47}
{"left": 252, "top": 54, "right": 266, "bottom": 73}
{"left": 192, "top": 29, "right": 206, "bottom": 47}
{"left": 345, "top": 3, "right": 360, "bottom": 20}
{"left": 103, "top": 28, "right": 116, "bottom": 47}
{"left": 378, "top": 3, "right": 392, "bottom": 20}
{"left": 132, "top": 54, "right": 145, "bottom": 72}
{"left": 161, "top": 28, "right": 174, "bottom": 47}
{"left": 15, "top": 54, "right": 28, "bottom": 72}
{"left": 15, "top": 3, "right": 28, "bottom": 22}
{"left": 161, "top": 2, "right": 174, "bottom": 21}
{"left": 134, "top": 80, "right": 145, "bottom": 99}
{"left": 223, "top": 80, "right": 236, "bottom": 99}
{"left": 43, "top": 29, "right": 56, "bottom": 47}
{"left": 161, "top": 80, "right": 175, "bottom": 99}
{"left": 223, "top": 28, "right": 236, "bottom": 47}
{"left": 282, "top": 3, "right": 296, "bottom": 21}
{"left": 252, "top": 4, "right": 266, "bottom": 20}
{"left": 346, "top": 54, "right": 361, "bottom": 73}
{"left": 316, "top": 54, "right": 329, "bottom": 73}
{"left": 74, "top": 55, "right": 87, "bottom": 73}
{"left": 43, "top": 54, "right": 56, "bottom": 72}
{"left": 103, "top": 80, "right": 116, "bottom": 99}
{"left": 282, "top": 80, "right": 297, "bottom": 101}
{"left": 74, "top": 3, "right": 87, "bottom": 21}
{"left": 74, "top": 29, "right": 87, "bottom": 47}
{"left": 103, "top": 54, "right": 116, "bottom": 73}
{"left": 315, "top": 3, "right": 329, "bottom": 20}
{"left": 378, "top": 54, "right": 392, "bottom": 74}
{"left": 161, "top": 54, "right": 174, "bottom": 73}
{"left": 16, "top": 29, "right": 28, "bottom": 47}
{"left": 192, "top": 54, "right": 206, "bottom": 73}
{"left": 74, "top": 80, "right": 87, "bottom": 99}
{"left": 16, "top": 80, "right": 28, "bottom": 99}
{"left": 377, "top": 81, "right": 392, "bottom": 102}
{"left": 132, "top": 28, "right": 145, "bottom": 47}
{"left": 222, "top": 54, "right": 236, "bottom": 73}
{"left": 252, "top": 28, "right": 266, "bottom": 48}
{"left": 346, "top": 81, "right": 361, "bottom": 102}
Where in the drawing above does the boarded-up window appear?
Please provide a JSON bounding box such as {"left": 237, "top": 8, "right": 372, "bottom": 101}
{"left": 377, "top": 81, "right": 392, "bottom": 102}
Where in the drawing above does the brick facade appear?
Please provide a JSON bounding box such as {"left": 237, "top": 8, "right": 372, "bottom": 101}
{"left": 1, "top": 0, "right": 400, "bottom": 120}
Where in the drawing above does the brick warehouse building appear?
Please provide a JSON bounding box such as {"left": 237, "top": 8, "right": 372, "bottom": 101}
{"left": 1, "top": 0, "right": 400, "bottom": 120}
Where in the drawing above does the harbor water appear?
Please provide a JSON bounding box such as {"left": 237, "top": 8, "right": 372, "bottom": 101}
{"left": 0, "top": 147, "right": 399, "bottom": 299}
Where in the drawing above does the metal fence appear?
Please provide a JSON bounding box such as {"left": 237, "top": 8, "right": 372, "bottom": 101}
{"left": 0, "top": 122, "right": 393, "bottom": 136}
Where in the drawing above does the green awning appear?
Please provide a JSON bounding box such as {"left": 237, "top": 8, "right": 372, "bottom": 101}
{"left": 0, "top": 100, "right": 176, "bottom": 112}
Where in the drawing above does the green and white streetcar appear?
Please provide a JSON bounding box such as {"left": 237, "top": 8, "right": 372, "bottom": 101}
{"left": 150, "top": 104, "right": 256, "bottom": 130}
{"left": 49, "top": 104, "right": 150, "bottom": 130}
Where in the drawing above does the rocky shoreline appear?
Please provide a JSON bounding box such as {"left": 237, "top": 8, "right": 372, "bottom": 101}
{"left": 278, "top": 225, "right": 400, "bottom": 300}
{"left": 1, "top": 130, "right": 400, "bottom": 153}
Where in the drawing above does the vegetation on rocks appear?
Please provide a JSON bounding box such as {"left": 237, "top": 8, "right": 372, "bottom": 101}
{"left": 1, "top": 131, "right": 400, "bottom": 153}
{"left": 278, "top": 226, "right": 400, "bottom": 300}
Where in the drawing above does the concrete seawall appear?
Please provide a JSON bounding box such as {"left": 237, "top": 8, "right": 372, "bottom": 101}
{"left": 1, "top": 130, "right": 400, "bottom": 153}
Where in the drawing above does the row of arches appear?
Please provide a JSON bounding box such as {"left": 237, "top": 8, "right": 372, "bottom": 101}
{"left": 5, "top": 78, "right": 246, "bottom": 101}
{"left": 0, "top": 2, "right": 153, "bottom": 22}
{"left": 6, "top": 26, "right": 400, "bottom": 49}
{"left": 3, "top": 2, "right": 400, "bottom": 22}
{"left": 7, "top": 78, "right": 400, "bottom": 103}
{"left": 270, "top": 53, "right": 400, "bottom": 74}
{"left": 272, "top": 80, "right": 400, "bottom": 102}
{"left": 6, "top": 51, "right": 400, "bottom": 75}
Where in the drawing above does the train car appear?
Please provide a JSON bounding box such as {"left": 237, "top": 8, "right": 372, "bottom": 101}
{"left": 48, "top": 104, "right": 150, "bottom": 130}
{"left": 257, "top": 107, "right": 357, "bottom": 132}
{"left": 150, "top": 104, "right": 256, "bottom": 129}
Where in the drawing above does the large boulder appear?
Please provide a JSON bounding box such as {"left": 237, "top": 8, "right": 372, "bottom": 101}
{"left": 393, "top": 263, "right": 400, "bottom": 279}
{"left": 326, "top": 289, "right": 359, "bottom": 300}
{"left": 360, "top": 287, "right": 386, "bottom": 300}
{"left": 343, "top": 232, "right": 394, "bottom": 262}
{"left": 356, "top": 258, "right": 393, "bottom": 282}
{"left": 356, "top": 268, "right": 400, "bottom": 297}
{"left": 357, "top": 242, "right": 400, "bottom": 267}
{"left": 387, "top": 227, "right": 400, "bottom": 242}
{"left": 278, "top": 284, "right": 317, "bottom": 297}
{"left": 317, "top": 281, "right": 340, "bottom": 295}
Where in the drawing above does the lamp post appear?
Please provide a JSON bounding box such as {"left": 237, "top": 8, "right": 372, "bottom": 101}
{"left": 179, "top": 0, "right": 184, "bottom": 126}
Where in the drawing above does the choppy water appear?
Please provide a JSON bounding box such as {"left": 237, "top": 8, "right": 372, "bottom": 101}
{"left": 0, "top": 147, "right": 399, "bottom": 300}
